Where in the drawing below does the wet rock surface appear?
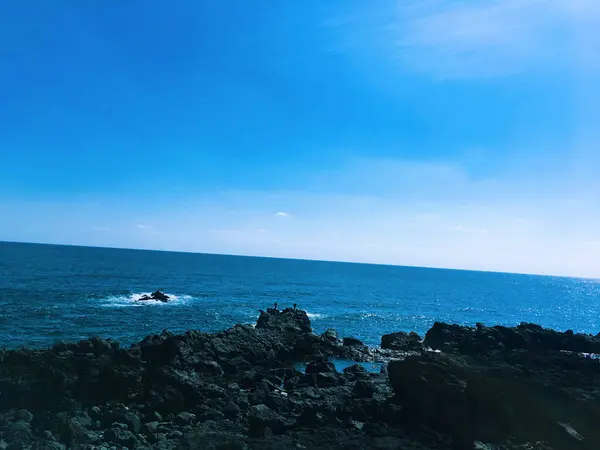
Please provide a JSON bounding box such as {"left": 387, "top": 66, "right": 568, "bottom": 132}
{"left": 138, "top": 291, "right": 170, "bottom": 302}
{"left": 1, "top": 310, "right": 600, "bottom": 449}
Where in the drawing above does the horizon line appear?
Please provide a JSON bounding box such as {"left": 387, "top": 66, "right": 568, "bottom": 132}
{"left": 1, "top": 239, "right": 594, "bottom": 281}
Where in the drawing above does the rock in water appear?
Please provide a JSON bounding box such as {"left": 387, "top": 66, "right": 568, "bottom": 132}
{"left": 138, "top": 290, "right": 170, "bottom": 302}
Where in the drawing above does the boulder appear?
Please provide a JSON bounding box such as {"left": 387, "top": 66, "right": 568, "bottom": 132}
{"left": 175, "top": 412, "right": 196, "bottom": 425}
{"left": 343, "top": 337, "right": 364, "bottom": 347}
{"left": 353, "top": 379, "right": 375, "bottom": 398}
{"left": 305, "top": 360, "right": 336, "bottom": 375}
{"left": 321, "top": 329, "right": 339, "bottom": 343}
{"left": 381, "top": 331, "right": 422, "bottom": 351}
{"left": 221, "top": 402, "right": 241, "bottom": 420}
{"left": 255, "top": 308, "right": 312, "bottom": 334}
{"left": 247, "top": 404, "right": 287, "bottom": 437}
{"left": 2, "top": 421, "right": 34, "bottom": 448}
{"left": 313, "top": 372, "right": 341, "bottom": 388}
{"left": 343, "top": 364, "right": 369, "bottom": 378}
{"left": 104, "top": 426, "right": 136, "bottom": 446}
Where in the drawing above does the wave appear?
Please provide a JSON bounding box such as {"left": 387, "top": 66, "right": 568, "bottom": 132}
{"left": 306, "top": 312, "right": 327, "bottom": 320}
{"left": 96, "top": 292, "right": 193, "bottom": 308}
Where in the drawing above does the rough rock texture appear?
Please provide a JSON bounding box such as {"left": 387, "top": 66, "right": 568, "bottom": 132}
{"left": 342, "top": 337, "right": 364, "bottom": 347}
{"left": 424, "top": 321, "right": 600, "bottom": 354}
{"left": 389, "top": 351, "right": 600, "bottom": 450}
{"left": 381, "top": 331, "right": 423, "bottom": 352}
{"left": 1, "top": 310, "right": 600, "bottom": 449}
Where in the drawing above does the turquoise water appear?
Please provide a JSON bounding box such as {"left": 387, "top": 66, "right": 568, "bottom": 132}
{"left": 1, "top": 241, "right": 600, "bottom": 349}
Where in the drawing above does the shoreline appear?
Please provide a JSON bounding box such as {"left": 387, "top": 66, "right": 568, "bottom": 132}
{"left": 1, "top": 307, "right": 600, "bottom": 449}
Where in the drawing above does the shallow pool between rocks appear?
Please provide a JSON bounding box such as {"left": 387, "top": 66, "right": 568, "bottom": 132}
{"left": 293, "top": 359, "right": 384, "bottom": 374}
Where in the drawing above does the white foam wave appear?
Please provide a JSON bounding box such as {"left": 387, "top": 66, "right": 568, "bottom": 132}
{"left": 97, "top": 292, "right": 192, "bottom": 308}
{"left": 307, "top": 312, "right": 327, "bottom": 320}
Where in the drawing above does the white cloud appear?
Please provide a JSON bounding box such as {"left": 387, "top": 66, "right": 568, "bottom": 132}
{"left": 328, "top": 0, "right": 600, "bottom": 79}
{"left": 136, "top": 224, "right": 160, "bottom": 235}
{"left": 275, "top": 211, "right": 290, "bottom": 217}
{"left": 391, "top": 0, "right": 600, "bottom": 78}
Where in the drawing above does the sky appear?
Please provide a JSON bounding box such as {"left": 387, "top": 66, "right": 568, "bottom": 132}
{"left": 1, "top": 0, "right": 600, "bottom": 278}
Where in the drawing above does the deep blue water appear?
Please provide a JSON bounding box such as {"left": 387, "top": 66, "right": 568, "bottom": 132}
{"left": 1, "top": 241, "right": 600, "bottom": 349}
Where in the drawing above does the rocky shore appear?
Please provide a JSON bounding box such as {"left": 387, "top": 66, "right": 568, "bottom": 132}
{"left": 2, "top": 308, "right": 600, "bottom": 449}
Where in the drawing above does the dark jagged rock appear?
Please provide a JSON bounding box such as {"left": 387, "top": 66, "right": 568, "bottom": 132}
{"left": 305, "top": 359, "right": 337, "bottom": 375}
{"left": 381, "top": 331, "right": 423, "bottom": 351}
{"left": 389, "top": 351, "right": 600, "bottom": 449}
{"left": 321, "top": 329, "right": 339, "bottom": 344}
{"left": 353, "top": 379, "right": 376, "bottom": 398}
{"left": 423, "top": 321, "right": 600, "bottom": 354}
{"left": 247, "top": 404, "right": 288, "bottom": 437}
{"left": 256, "top": 307, "right": 312, "bottom": 334}
{"left": 2, "top": 309, "right": 600, "bottom": 449}
{"left": 104, "top": 426, "right": 136, "bottom": 446}
{"left": 138, "top": 290, "right": 170, "bottom": 302}
{"left": 343, "top": 337, "right": 365, "bottom": 347}
{"left": 343, "top": 364, "right": 369, "bottom": 378}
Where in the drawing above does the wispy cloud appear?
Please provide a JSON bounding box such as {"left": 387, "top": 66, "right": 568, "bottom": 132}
{"left": 136, "top": 224, "right": 160, "bottom": 235}
{"left": 275, "top": 211, "right": 290, "bottom": 217}
{"left": 391, "top": 0, "right": 600, "bottom": 78}
{"left": 327, "top": 0, "right": 600, "bottom": 79}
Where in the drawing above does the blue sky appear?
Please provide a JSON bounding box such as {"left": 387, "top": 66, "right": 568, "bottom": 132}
{"left": 1, "top": 0, "right": 599, "bottom": 277}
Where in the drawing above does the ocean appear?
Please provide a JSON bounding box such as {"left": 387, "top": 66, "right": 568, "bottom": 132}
{"left": 1, "top": 241, "right": 599, "bottom": 349}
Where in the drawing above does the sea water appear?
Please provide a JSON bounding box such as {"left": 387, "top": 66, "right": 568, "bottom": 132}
{"left": 1, "top": 241, "right": 600, "bottom": 349}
